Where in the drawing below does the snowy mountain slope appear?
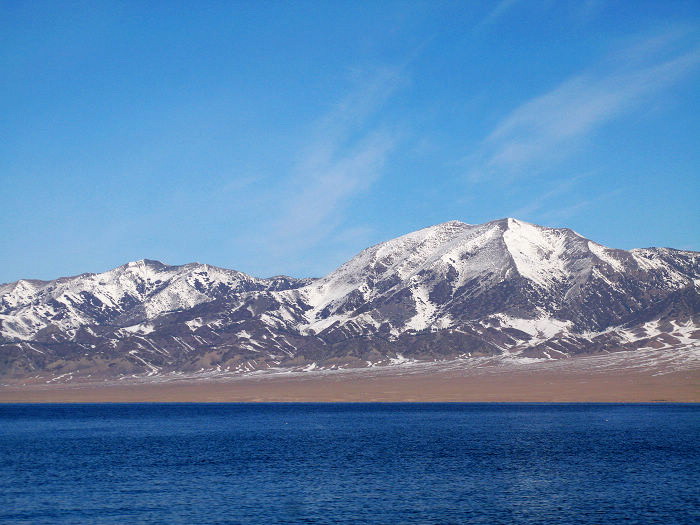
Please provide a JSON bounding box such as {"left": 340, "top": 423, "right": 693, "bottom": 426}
{"left": 300, "top": 218, "right": 698, "bottom": 336}
{"left": 1, "top": 219, "right": 698, "bottom": 382}
{"left": 0, "top": 259, "right": 310, "bottom": 340}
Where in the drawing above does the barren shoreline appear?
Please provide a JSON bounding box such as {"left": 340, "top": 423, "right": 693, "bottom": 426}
{"left": 2, "top": 351, "right": 698, "bottom": 403}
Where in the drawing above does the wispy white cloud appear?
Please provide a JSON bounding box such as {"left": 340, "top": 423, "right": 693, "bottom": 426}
{"left": 507, "top": 174, "right": 589, "bottom": 218}
{"left": 537, "top": 188, "right": 623, "bottom": 223}
{"left": 261, "top": 66, "right": 405, "bottom": 261}
{"left": 275, "top": 130, "right": 396, "bottom": 249}
{"left": 476, "top": 0, "right": 521, "bottom": 29}
{"left": 466, "top": 32, "right": 700, "bottom": 181}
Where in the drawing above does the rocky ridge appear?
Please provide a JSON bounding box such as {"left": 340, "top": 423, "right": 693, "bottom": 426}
{"left": 1, "top": 218, "right": 698, "bottom": 382}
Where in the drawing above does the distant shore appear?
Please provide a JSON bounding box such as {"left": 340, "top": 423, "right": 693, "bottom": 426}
{"left": 2, "top": 354, "right": 698, "bottom": 403}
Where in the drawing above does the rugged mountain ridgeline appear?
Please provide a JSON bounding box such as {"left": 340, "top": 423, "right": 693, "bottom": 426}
{"left": 1, "top": 218, "right": 698, "bottom": 382}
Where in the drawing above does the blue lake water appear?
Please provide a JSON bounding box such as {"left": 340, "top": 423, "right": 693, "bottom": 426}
{"left": 0, "top": 403, "right": 698, "bottom": 524}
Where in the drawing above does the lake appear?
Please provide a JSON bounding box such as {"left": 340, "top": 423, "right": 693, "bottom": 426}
{"left": 1, "top": 403, "right": 698, "bottom": 524}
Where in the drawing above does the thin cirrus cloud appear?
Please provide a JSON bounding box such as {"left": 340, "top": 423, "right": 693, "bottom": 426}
{"left": 536, "top": 188, "right": 624, "bottom": 223}
{"left": 476, "top": 0, "right": 521, "bottom": 29}
{"left": 507, "top": 174, "right": 590, "bottom": 218}
{"left": 466, "top": 32, "right": 700, "bottom": 182}
{"left": 265, "top": 67, "right": 405, "bottom": 256}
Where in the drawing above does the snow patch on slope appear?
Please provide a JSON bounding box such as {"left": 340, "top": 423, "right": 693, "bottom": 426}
{"left": 494, "top": 313, "right": 573, "bottom": 340}
{"left": 502, "top": 218, "right": 570, "bottom": 288}
{"left": 588, "top": 242, "right": 625, "bottom": 271}
{"left": 405, "top": 285, "right": 437, "bottom": 331}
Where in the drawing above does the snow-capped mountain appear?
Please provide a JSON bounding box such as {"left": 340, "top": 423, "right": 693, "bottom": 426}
{"left": 1, "top": 219, "right": 698, "bottom": 381}
{"left": 0, "top": 259, "right": 310, "bottom": 340}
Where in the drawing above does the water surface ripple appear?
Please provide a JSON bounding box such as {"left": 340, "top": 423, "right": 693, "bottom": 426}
{"left": 0, "top": 403, "right": 697, "bottom": 524}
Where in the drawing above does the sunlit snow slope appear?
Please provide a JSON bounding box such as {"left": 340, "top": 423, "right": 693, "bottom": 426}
{"left": 1, "top": 219, "right": 698, "bottom": 381}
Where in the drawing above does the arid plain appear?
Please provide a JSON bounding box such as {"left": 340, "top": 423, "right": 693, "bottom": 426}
{"left": 2, "top": 350, "right": 697, "bottom": 403}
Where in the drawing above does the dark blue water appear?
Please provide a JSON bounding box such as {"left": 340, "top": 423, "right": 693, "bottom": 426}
{"left": 0, "top": 404, "right": 698, "bottom": 524}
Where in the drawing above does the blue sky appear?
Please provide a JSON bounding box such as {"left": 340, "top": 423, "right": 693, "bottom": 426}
{"left": 2, "top": 0, "right": 699, "bottom": 282}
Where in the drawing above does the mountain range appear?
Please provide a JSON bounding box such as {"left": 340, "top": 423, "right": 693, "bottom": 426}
{"left": 1, "top": 218, "right": 698, "bottom": 382}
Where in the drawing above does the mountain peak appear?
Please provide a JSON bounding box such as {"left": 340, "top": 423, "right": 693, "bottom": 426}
{"left": 431, "top": 217, "right": 542, "bottom": 233}
{"left": 1, "top": 218, "right": 698, "bottom": 381}
{"left": 436, "top": 219, "right": 470, "bottom": 228}
{"left": 125, "top": 259, "right": 168, "bottom": 269}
